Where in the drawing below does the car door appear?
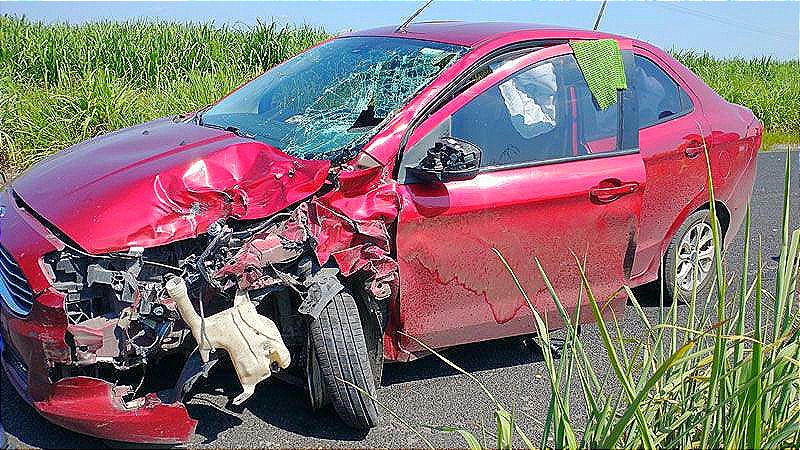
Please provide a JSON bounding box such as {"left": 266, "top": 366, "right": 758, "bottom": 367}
{"left": 627, "top": 49, "right": 711, "bottom": 281}
{"left": 394, "top": 44, "right": 646, "bottom": 352}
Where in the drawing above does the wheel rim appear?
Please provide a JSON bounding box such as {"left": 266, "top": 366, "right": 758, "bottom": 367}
{"left": 675, "top": 221, "right": 715, "bottom": 292}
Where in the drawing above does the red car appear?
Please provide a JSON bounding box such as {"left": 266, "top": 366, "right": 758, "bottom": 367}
{"left": 0, "top": 22, "right": 760, "bottom": 443}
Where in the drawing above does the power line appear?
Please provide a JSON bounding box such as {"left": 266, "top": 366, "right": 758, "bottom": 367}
{"left": 653, "top": 2, "right": 795, "bottom": 41}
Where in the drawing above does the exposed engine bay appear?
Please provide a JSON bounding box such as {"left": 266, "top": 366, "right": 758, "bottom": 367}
{"left": 41, "top": 169, "right": 399, "bottom": 408}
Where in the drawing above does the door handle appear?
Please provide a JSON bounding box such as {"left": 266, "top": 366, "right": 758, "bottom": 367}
{"left": 590, "top": 181, "right": 639, "bottom": 203}
{"left": 684, "top": 142, "right": 705, "bottom": 158}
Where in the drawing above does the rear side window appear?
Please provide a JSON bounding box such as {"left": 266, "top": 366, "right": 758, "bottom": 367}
{"left": 630, "top": 55, "right": 693, "bottom": 128}
{"left": 449, "top": 54, "right": 630, "bottom": 168}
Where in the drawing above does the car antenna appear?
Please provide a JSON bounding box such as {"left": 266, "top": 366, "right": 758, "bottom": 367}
{"left": 593, "top": 0, "right": 608, "bottom": 30}
{"left": 395, "top": 0, "right": 435, "bottom": 33}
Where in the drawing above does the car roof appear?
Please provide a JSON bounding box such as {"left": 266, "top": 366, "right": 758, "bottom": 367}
{"left": 348, "top": 21, "right": 625, "bottom": 47}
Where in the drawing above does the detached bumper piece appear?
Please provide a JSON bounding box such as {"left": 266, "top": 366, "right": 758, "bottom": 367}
{"left": 34, "top": 377, "right": 196, "bottom": 444}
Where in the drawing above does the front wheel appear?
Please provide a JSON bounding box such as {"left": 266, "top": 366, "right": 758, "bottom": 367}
{"left": 308, "top": 289, "right": 380, "bottom": 429}
{"left": 662, "top": 209, "right": 718, "bottom": 301}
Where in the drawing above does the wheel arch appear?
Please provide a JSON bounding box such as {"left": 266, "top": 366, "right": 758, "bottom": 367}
{"left": 695, "top": 200, "right": 731, "bottom": 241}
{"left": 632, "top": 194, "right": 733, "bottom": 295}
{"left": 658, "top": 197, "right": 731, "bottom": 265}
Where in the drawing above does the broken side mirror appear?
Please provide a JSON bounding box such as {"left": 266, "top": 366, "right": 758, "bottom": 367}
{"left": 406, "top": 137, "right": 481, "bottom": 183}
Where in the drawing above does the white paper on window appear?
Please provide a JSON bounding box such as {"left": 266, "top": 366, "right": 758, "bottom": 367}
{"left": 497, "top": 63, "right": 558, "bottom": 139}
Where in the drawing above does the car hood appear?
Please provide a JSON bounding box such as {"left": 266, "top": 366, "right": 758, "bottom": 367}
{"left": 12, "top": 117, "right": 331, "bottom": 254}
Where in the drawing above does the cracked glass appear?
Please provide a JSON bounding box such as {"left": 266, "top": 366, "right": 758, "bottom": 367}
{"left": 201, "top": 37, "right": 467, "bottom": 162}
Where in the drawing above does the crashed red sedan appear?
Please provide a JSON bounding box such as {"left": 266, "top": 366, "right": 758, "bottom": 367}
{"left": 0, "top": 22, "right": 760, "bottom": 443}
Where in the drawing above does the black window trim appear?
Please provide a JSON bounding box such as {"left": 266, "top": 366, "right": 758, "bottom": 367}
{"left": 633, "top": 53, "right": 695, "bottom": 130}
{"left": 479, "top": 147, "right": 640, "bottom": 174}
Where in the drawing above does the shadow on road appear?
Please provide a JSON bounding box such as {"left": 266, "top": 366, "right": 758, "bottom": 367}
{"left": 186, "top": 355, "right": 369, "bottom": 443}
{"left": 184, "top": 333, "right": 547, "bottom": 443}
{"left": 382, "top": 333, "right": 545, "bottom": 385}
{"left": 2, "top": 333, "right": 545, "bottom": 448}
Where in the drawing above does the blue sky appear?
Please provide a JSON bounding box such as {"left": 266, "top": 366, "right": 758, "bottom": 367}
{"left": 2, "top": 1, "right": 798, "bottom": 60}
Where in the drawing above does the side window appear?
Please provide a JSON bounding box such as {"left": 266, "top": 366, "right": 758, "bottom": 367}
{"left": 446, "top": 48, "right": 540, "bottom": 105}
{"left": 450, "top": 54, "right": 625, "bottom": 168}
{"left": 630, "top": 55, "right": 692, "bottom": 128}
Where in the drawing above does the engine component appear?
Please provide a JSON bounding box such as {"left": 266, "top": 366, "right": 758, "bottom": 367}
{"left": 165, "top": 276, "right": 291, "bottom": 405}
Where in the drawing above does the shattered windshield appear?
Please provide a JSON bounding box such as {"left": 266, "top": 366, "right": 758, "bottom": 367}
{"left": 200, "top": 37, "right": 467, "bottom": 161}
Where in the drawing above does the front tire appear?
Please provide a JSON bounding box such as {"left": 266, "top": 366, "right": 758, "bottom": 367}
{"left": 662, "top": 209, "right": 718, "bottom": 301}
{"left": 308, "top": 289, "right": 380, "bottom": 429}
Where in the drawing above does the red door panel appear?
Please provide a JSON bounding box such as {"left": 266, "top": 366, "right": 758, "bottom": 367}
{"left": 631, "top": 114, "right": 709, "bottom": 281}
{"left": 628, "top": 49, "right": 711, "bottom": 282}
{"left": 396, "top": 153, "right": 645, "bottom": 352}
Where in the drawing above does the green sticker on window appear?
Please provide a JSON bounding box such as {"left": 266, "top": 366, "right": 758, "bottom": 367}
{"left": 569, "top": 39, "right": 627, "bottom": 110}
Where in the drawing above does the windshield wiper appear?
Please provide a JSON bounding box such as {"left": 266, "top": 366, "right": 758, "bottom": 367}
{"left": 200, "top": 121, "right": 255, "bottom": 139}
{"left": 194, "top": 104, "right": 213, "bottom": 126}
{"left": 223, "top": 125, "right": 255, "bottom": 139}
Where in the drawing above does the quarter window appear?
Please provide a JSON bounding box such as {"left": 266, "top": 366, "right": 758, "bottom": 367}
{"left": 630, "top": 55, "right": 693, "bottom": 128}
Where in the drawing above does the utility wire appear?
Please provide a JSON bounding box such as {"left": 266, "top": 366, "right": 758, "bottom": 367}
{"left": 653, "top": 2, "right": 795, "bottom": 41}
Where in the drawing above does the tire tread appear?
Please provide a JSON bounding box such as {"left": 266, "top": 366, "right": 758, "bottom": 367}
{"left": 310, "top": 290, "right": 379, "bottom": 429}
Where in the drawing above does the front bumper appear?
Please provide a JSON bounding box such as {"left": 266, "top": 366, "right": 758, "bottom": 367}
{"left": 0, "top": 189, "right": 196, "bottom": 444}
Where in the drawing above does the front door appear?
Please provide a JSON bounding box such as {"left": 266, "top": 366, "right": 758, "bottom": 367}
{"left": 395, "top": 44, "right": 645, "bottom": 352}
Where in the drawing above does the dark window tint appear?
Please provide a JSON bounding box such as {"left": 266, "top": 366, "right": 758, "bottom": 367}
{"left": 679, "top": 88, "right": 694, "bottom": 112}
{"left": 450, "top": 54, "right": 624, "bottom": 168}
{"left": 630, "top": 55, "right": 691, "bottom": 128}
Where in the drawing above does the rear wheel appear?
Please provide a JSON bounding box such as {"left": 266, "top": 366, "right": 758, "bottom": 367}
{"left": 308, "top": 289, "right": 380, "bottom": 429}
{"left": 662, "top": 209, "right": 718, "bottom": 301}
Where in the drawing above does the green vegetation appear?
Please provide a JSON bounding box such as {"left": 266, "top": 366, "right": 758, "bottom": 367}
{"left": 674, "top": 50, "right": 800, "bottom": 147}
{"left": 0, "top": 15, "right": 327, "bottom": 175}
{"left": 0, "top": 15, "right": 798, "bottom": 176}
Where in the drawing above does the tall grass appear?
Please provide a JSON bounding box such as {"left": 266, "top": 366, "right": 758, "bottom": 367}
{"left": 1, "top": 15, "right": 798, "bottom": 176}
{"left": 0, "top": 15, "right": 327, "bottom": 175}
{"left": 390, "top": 148, "right": 799, "bottom": 448}
{"left": 0, "top": 15, "right": 327, "bottom": 86}
{"left": 674, "top": 50, "right": 800, "bottom": 138}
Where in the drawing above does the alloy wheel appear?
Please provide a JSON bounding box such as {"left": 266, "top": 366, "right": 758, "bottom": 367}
{"left": 675, "top": 221, "right": 715, "bottom": 292}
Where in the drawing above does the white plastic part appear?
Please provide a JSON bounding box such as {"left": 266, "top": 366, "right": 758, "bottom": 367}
{"left": 165, "top": 277, "right": 292, "bottom": 405}
{"left": 497, "top": 62, "right": 557, "bottom": 139}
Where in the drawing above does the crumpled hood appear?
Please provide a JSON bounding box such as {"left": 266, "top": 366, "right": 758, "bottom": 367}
{"left": 12, "top": 117, "right": 331, "bottom": 254}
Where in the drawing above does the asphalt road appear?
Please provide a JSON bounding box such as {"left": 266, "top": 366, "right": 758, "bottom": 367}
{"left": 2, "top": 150, "right": 798, "bottom": 449}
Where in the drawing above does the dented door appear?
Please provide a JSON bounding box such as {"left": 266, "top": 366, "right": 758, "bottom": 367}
{"left": 394, "top": 44, "right": 645, "bottom": 353}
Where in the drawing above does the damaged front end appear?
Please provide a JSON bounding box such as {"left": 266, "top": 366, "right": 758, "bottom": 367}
{"left": 1, "top": 35, "right": 466, "bottom": 443}
{"left": 17, "top": 162, "right": 400, "bottom": 444}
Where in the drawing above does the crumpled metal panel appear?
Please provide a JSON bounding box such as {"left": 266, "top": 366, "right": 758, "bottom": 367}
{"left": 308, "top": 166, "right": 401, "bottom": 294}
{"left": 214, "top": 164, "right": 401, "bottom": 301}
{"left": 144, "top": 141, "right": 330, "bottom": 246}
{"left": 11, "top": 119, "right": 330, "bottom": 254}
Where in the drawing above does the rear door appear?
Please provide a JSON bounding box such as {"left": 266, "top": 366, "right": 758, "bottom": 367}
{"left": 395, "top": 44, "right": 645, "bottom": 352}
{"left": 627, "top": 48, "right": 711, "bottom": 280}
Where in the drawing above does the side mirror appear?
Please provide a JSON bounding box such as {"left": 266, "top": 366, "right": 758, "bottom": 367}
{"left": 406, "top": 137, "right": 481, "bottom": 183}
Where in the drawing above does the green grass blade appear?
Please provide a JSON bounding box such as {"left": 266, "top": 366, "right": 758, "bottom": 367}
{"left": 604, "top": 341, "right": 695, "bottom": 448}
